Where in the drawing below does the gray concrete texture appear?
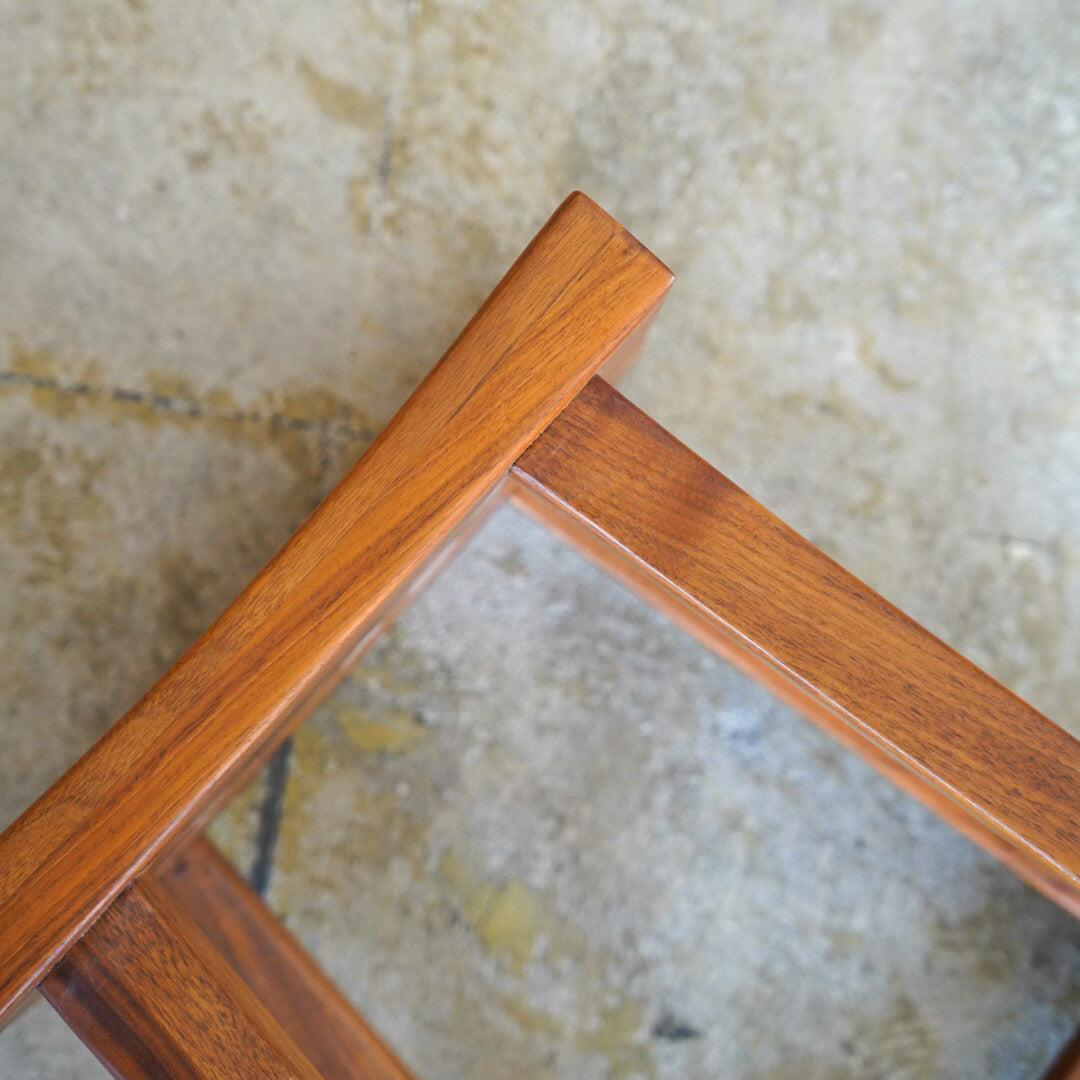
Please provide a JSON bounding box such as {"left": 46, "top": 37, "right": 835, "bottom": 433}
{"left": 2, "top": 1, "right": 1079, "bottom": 1077}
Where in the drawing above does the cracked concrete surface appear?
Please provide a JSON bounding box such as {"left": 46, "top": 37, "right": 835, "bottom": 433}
{"left": 2, "top": 2, "right": 1080, "bottom": 1077}
{"left": 0, "top": 364, "right": 375, "bottom": 441}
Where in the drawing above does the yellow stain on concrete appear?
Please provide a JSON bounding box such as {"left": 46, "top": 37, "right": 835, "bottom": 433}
{"left": 298, "top": 58, "right": 383, "bottom": 129}
{"left": 2, "top": 341, "right": 377, "bottom": 482}
{"left": 9, "top": 341, "right": 54, "bottom": 379}
{"left": 480, "top": 878, "right": 545, "bottom": 974}
{"left": 258, "top": 383, "right": 370, "bottom": 429}
{"left": 178, "top": 104, "right": 280, "bottom": 169}
{"left": 146, "top": 367, "right": 196, "bottom": 400}
{"left": 755, "top": 988, "right": 941, "bottom": 1080}
{"left": 333, "top": 702, "right": 429, "bottom": 754}
{"left": 269, "top": 723, "right": 331, "bottom": 879}
{"left": 268, "top": 716, "right": 434, "bottom": 895}
{"left": 576, "top": 998, "right": 653, "bottom": 1079}
{"left": 204, "top": 385, "right": 241, "bottom": 412}
{"left": 501, "top": 995, "right": 563, "bottom": 1039}
{"left": 440, "top": 851, "right": 656, "bottom": 1077}
{"left": 348, "top": 175, "right": 372, "bottom": 236}
{"left": 857, "top": 331, "right": 917, "bottom": 392}
{"left": 200, "top": 105, "right": 274, "bottom": 156}
{"left": 348, "top": 649, "right": 429, "bottom": 698}
{"left": 853, "top": 990, "right": 941, "bottom": 1079}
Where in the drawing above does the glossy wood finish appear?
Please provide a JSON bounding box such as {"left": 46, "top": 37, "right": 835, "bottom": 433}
{"left": 0, "top": 192, "right": 673, "bottom": 1022}
{"left": 164, "top": 480, "right": 509, "bottom": 857}
{"left": 157, "top": 838, "right": 416, "bottom": 1080}
{"left": 510, "top": 474, "right": 1080, "bottom": 922}
{"left": 512, "top": 376, "right": 1080, "bottom": 911}
{"left": 7, "top": 192, "right": 1079, "bottom": 1076}
{"left": 40, "top": 876, "right": 323, "bottom": 1080}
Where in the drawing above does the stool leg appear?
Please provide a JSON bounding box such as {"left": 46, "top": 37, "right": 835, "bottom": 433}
{"left": 158, "top": 837, "right": 416, "bottom": 1080}
{"left": 41, "top": 876, "right": 324, "bottom": 1080}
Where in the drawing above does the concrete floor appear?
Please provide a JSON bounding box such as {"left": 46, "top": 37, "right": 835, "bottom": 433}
{"left": 2, "top": 2, "right": 1080, "bottom": 1077}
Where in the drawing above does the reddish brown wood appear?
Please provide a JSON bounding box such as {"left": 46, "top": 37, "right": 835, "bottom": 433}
{"left": 0, "top": 192, "right": 673, "bottom": 1023}
{"left": 163, "top": 481, "right": 509, "bottom": 850}
{"left": 157, "top": 838, "right": 416, "bottom": 1080}
{"left": 8, "top": 191, "right": 1073, "bottom": 1075}
{"left": 512, "top": 376, "right": 1080, "bottom": 911}
{"left": 510, "top": 475, "right": 1080, "bottom": 918}
{"left": 40, "top": 876, "right": 323, "bottom": 1080}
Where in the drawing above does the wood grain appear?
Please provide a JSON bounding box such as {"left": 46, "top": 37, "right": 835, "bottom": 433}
{"left": 157, "top": 838, "right": 416, "bottom": 1080}
{"left": 0, "top": 192, "right": 673, "bottom": 1022}
{"left": 40, "top": 876, "right": 323, "bottom": 1080}
{"left": 160, "top": 480, "right": 510, "bottom": 856}
{"left": 512, "top": 376, "right": 1080, "bottom": 910}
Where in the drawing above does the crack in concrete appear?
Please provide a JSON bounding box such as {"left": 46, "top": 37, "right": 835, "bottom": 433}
{"left": 0, "top": 368, "right": 375, "bottom": 443}
{"left": 365, "top": 0, "right": 416, "bottom": 239}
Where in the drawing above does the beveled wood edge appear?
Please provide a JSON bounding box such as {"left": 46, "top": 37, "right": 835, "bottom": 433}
{"left": 41, "top": 876, "right": 324, "bottom": 1080}
{"left": 511, "top": 376, "right": 1080, "bottom": 913}
{"left": 0, "top": 192, "right": 673, "bottom": 1021}
{"left": 508, "top": 475, "right": 1080, "bottom": 919}
{"left": 161, "top": 480, "right": 510, "bottom": 853}
{"left": 157, "top": 837, "right": 416, "bottom": 1080}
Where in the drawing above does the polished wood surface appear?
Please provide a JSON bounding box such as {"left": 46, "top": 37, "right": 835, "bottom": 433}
{"left": 161, "top": 481, "right": 509, "bottom": 859}
{"left": 158, "top": 838, "right": 416, "bottom": 1080}
{"left": 0, "top": 192, "right": 673, "bottom": 1022}
{"left": 6, "top": 191, "right": 1077, "bottom": 1075}
{"left": 513, "top": 376, "right": 1080, "bottom": 911}
{"left": 40, "top": 876, "right": 323, "bottom": 1080}
{"left": 509, "top": 473, "right": 1080, "bottom": 919}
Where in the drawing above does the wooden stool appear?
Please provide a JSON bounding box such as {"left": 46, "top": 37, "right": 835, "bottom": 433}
{"left": 3, "top": 193, "right": 1079, "bottom": 1078}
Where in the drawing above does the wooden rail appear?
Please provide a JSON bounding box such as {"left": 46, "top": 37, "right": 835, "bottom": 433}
{"left": 41, "top": 876, "right": 323, "bottom": 1080}
{"left": 4, "top": 189, "right": 1077, "bottom": 1076}
{"left": 0, "top": 193, "right": 673, "bottom": 1023}
{"left": 512, "top": 376, "right": 1080, "bottom": 916}
{"left": 156, "top": 838, "right": 416, "bottom": 1080}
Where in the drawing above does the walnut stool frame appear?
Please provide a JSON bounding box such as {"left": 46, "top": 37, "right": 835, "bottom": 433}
{"left": 2, "top": 193, "right": 1080, "bottom": 1079}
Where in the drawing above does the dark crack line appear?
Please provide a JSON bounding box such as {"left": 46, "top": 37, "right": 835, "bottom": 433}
{"left": 0, "top": 368, "right": 375, "bottom": 443}
{"left": 248, "top": 737, "right": 294, "bottom": 898}
{"left": 364, "top": 0, "right": 415, "bottom": 238}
